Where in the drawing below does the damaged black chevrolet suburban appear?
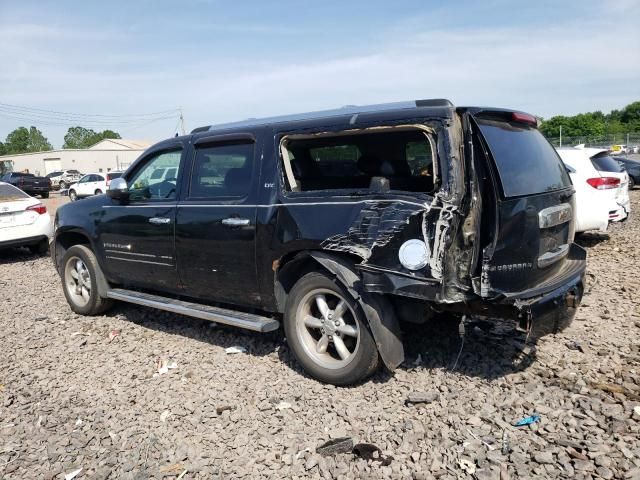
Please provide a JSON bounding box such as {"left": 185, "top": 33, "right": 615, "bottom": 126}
{"left": 52, "top": 99, "right": 586, "bottom": 385}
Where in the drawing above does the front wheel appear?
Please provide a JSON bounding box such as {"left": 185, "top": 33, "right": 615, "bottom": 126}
{"left": 61, "top": 244, "right": 113, "bottom": 315}
{"left": 69, "top": 190, "right": 77, "bottom": 201}
{"left": 284, "top": 271, "right": 380, "bottom": 385}
{"left": 59, "top": 181, "right": 67, "bottom": 190}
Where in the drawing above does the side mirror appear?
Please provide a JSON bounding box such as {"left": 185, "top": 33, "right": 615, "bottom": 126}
{"left": 107, "top": 177, "right": 129, "bottom": 201}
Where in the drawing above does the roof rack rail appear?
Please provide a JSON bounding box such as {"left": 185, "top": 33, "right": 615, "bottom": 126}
{"left": 190, "top": 98, "right": 454, "bottom": 134}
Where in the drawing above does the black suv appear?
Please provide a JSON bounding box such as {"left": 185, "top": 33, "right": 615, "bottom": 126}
{"left": 52, "top": 99, "right": 586, "bottom": 385}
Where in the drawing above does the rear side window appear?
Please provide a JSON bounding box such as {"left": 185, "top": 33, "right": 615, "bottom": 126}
{"left": 282, "top": 128, "right": 437, "bottom": 193}
{"left": 0, "top": 184, "right": 29, "bottom": 199}
{"left": 476, "top": 117, "right": 571, "bottom": 197}
{"left": 189, "top": 142, "right": 254, "bottom": 198}
{"left": 591, "top": 154, "right": 623, "bottom": 173}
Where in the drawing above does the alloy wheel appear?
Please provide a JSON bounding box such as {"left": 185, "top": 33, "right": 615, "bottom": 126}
{"left": 295, "top": 288, "right": 360, "bottom": 369}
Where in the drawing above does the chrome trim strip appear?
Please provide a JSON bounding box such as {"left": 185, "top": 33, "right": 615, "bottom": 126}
{"left": 537, "top": 244, "right": 570, "bottom": 268}
{"left": 102, "top": 199, "right": 429, "bottom": 209}
{"left": 539, "top": 203, "right": 572, "bottom": 229}
{"left": 104, "top": 249, "right": 161, "bottom": 258}
{"left": 106, "top": 256, "right": 173, "bottom": 266}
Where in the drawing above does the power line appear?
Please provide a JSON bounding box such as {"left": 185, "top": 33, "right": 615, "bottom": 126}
{"left": 0, "top": 107, "right": 178, "bottom": 126}
{"left": 0, "top": 101, "right": 179, "bottom": 119}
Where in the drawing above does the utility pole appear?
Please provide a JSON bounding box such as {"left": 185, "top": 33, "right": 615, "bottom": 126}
{"left": 559, "top": 126, "right": 562, "bottom": 147}
{"left": 179, "top": 107, "right": 186, "bottom": 135}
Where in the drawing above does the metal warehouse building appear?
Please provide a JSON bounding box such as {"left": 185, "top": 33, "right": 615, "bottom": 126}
{"left": 0, "top": 139, "right": 151, "bottom": 176}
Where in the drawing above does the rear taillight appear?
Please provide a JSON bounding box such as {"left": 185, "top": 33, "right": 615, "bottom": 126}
{"left": 586, "top": 177, "right": 620, "bottom": 190}
{"left": 27, "top": 204, "right": 47, "bottom": 215}
{"left": 512, "top": 112, "right": 538, "bottom": 127}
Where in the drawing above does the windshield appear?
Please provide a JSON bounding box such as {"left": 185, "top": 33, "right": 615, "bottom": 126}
{"left": 476, "top": 117, "right": 572, "bottom": 197}
{"left": 591, "top": 154, "right": 623, "bottom": 173}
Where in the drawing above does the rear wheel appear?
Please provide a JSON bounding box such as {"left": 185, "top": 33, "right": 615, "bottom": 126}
{"left": 94, "top": 189, "right": 103, "bottom": 195}
{"left": 59, "top": 180, "right": 67, "bottom": 190}
{"left": 284, "top": 271, "right": 379, "bottom": 385}
{"left": 40, "top": 192, "right": 49, "bottom": 198}
{"left": 69, "top": 190, "right": 77, "bottom": 201}
{"left": 630, "top": 177, "right": 635, "bottom": 190}
{"left": 61, "top": 245, "right": 113, "bottom": 315}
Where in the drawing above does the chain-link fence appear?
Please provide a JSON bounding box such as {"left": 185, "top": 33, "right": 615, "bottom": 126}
{"left": 546, "top": 132, "right": 640, "bottom": 149}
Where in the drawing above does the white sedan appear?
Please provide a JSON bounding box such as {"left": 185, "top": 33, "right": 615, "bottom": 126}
{"left": 557, "top": 147, "right": 631, "bottom": 233}
{"left": 68, "top": 172, "right": 122, "bottom": 201}
{"left": 0, "top": 181, "right": 53, "bottom": 254}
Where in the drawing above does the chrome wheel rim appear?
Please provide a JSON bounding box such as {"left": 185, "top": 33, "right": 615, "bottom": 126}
{"left": 295, "top": 288, "right": 360, "bottom": 369}
{"left": 70, "top": 191, "right": 76, "bottom": 201}
{"left": 65, "top": 256, "right": 92, "bottom": 307}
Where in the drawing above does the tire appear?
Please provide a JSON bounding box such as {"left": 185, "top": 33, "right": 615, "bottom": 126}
{"left": 40, "top": 192, "right": 49, "bottom": 199}
{"left": 284, "top": 271, "right": 380, "bottom": 385}
{"left": 94, "top": 189, "right": 103, "bottom": 195}
{"left": 59, "top": 181, "right": 67, "bottom": 190}
{"left": 69, "top": 190, "right": 77, "bottom": 201}
{"left": 61, "top": 244, "right": 113, "bottom": 315}
{"left": 28, "top": 238, "right": 49, "bottom": 255}
{"left": 629, "top": 177, "right": 635, "bottom": 190}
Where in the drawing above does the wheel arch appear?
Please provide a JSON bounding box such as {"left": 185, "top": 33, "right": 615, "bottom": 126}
{"left": 275, "top": 249, "right": 404, "bottom": 371}
{"left": 54, "top": 229, "right": 110, "bottom": 297}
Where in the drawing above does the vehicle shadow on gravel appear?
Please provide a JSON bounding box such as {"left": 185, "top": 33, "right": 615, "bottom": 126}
{"left": 575, "top": 232, "right": 609, "bottom": 248}
{"left": 0, "top": 247, "right": 49, "bottom": 265}
{"left": 108, "top": 303, "right": 283, "bottom": 358}
{"left": 369, "top": 317, "right": 538, "bottom": 384}
{"left": 109, "top": 303, "right": 538, "bottom": 384}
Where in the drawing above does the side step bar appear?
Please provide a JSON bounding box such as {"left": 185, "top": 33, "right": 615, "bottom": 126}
{"left": 106, "top": 288, "right": 280, "bottom": 333}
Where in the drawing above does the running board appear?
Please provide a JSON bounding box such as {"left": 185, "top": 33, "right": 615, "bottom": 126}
{"left": 106, "top": 288, "right": 280, "bottom": 333}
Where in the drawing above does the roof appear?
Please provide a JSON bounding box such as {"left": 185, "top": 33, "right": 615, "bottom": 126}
{"left": 88, "top": 139, "right": 152, "bottom": 150}
{"left": 193, "top": 99, "right": 455, "bottom": 134}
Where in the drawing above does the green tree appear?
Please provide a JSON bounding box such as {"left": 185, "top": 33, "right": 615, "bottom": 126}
{"left": 0, "top": 141, "right": 6, "bottom": 155}
{"left": 4, "top": 126, "right": 52, "bottom": 154}
{"left": 63, "top": 126, "right": 121, "bottom": 149}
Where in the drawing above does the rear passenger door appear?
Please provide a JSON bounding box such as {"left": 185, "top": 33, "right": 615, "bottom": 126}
{"left": 175, "top": 135, "right": 261, "bottom": 307}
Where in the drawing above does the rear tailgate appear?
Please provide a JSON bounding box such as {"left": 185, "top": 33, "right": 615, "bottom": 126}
{"left": 472, "top": 111, "right": 582, "bottom": 297}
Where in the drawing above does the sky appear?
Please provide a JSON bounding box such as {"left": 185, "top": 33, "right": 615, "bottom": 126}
{"left": 1, "top": 0, "right": 639, "bottom": 148}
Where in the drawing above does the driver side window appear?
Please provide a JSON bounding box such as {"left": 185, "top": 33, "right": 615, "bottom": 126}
{"left": 128, "top": 149, "right": 182, "bottom": 201}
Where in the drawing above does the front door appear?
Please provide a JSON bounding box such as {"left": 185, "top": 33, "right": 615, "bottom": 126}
{"left": 97, "top": 145, "right": 185, "bottom": 291}
{"left": 176, "top": 136, "right": 260, "bottom": 307}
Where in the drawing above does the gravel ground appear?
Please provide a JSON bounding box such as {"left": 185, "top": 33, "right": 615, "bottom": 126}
{"left": 1, "top": 191, "right": 640, "bottom": 480}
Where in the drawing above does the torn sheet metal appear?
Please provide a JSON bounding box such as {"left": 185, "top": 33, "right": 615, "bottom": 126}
{"left": 321, "top": 200, "right": 429, "bottom": 260}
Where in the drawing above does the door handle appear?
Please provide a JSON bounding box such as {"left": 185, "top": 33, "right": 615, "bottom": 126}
{"left": 221, "top": 217, "right": 250, "bottom": 227}
{"left": 149, "top": 217, "right": 171, "bottom": 225}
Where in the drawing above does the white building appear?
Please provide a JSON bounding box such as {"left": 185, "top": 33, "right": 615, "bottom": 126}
{"left": 0, "top": 139, "right": 152, "bottom": 176}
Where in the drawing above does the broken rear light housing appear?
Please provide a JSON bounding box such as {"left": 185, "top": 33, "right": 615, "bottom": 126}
{"left": 27, "top": 203, "right": 47, "bottom": 214}
{"left": 586, "top": 177, "right": 620, "bottom": 190}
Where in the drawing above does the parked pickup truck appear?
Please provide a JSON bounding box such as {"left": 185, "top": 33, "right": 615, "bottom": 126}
{"left": 1, "top": 172, "right": 52, "bottom": 198}
{"left": 52, "top": 99, "right": 586, "bottom": 385}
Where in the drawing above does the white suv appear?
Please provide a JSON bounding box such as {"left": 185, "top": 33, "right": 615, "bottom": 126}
{"left": 557, "top": 147, "right": 630, "bottom": 232}
{"left": 68, "top": 172, "right": 123, "bottom": 201}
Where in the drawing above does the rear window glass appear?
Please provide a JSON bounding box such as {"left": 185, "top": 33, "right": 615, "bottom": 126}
{"left": 107, "top": 172, "right": 122, "bottom": 180}
{"left": 476, "top": 118, "right": 571, "bottom": 197}
{"left": 0, "top": 184, "right": 29, "bottom": 199}
{"left": 591, "top": 154, "right": 623, "bottom": 173}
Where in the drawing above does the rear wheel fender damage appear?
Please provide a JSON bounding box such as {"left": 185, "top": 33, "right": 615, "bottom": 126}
{"left": 304, "top": 251, "right": 404, "bottom": 370}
